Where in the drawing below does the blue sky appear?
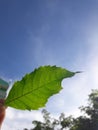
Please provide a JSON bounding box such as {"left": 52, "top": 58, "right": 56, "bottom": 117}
{"left": 0, "top": 0, "right": 98, "bottom": 130}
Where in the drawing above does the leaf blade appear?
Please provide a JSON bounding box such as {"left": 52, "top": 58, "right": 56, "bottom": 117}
{"left": 5, "top": 66, "right": 76, "bottom": 110}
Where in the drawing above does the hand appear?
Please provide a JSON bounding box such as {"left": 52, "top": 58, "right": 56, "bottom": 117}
{"left": 0, "top": 99, "right": 7, "bottom": 128}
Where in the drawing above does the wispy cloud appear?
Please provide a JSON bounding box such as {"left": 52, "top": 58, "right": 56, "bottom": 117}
{"left": 45, "top": 18, "right": 98, "bottom": 118}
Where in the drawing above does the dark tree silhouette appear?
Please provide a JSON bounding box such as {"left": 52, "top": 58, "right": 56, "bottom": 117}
{"left": 70, "top": 89, "right": 98, "bottom": 130}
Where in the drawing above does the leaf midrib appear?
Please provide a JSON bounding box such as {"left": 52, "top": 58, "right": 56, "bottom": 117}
{"left": 5, "top": 78, "right": 63, "bottom": 105}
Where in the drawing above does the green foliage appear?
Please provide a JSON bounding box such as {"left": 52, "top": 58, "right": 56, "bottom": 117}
{"left": 89, "top": 89, "right": 98, "bottom": 109}
{"left": 59, "top": 113, "right": 73, "bottom": 129}
{"left": 24, "top": 109, "right": 74, "bottom": 130}
{"left": 5, "top": 66, "right": 76, "bottom": 110}
{"left": 29, "top": 109, "right": 73, "bottom": 130}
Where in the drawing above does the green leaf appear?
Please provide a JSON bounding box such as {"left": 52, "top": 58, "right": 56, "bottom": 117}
{"left": 5, "top": 66, "right": 76, "bottom": 110}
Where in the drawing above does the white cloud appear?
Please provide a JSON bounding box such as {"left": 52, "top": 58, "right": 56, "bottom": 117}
{"left": 2, "top": 108, "right": 43, "bottom": 130}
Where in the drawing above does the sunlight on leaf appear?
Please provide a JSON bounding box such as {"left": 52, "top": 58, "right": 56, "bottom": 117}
{"left": 5, "top": 66, "right": 76, "bottom": 110}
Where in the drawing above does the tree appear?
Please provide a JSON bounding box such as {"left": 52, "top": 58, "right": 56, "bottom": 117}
{"left": 24, "top": 109, "right": 73, "bottom": 130}
{"left": 70, "top": 89, "right": 98, "bottom": 130}
{"left": 32, "top": 109, "right": 58, "bottom": 130}
{"left": 59, "top": 113, "right": 73, "bottom": 129}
